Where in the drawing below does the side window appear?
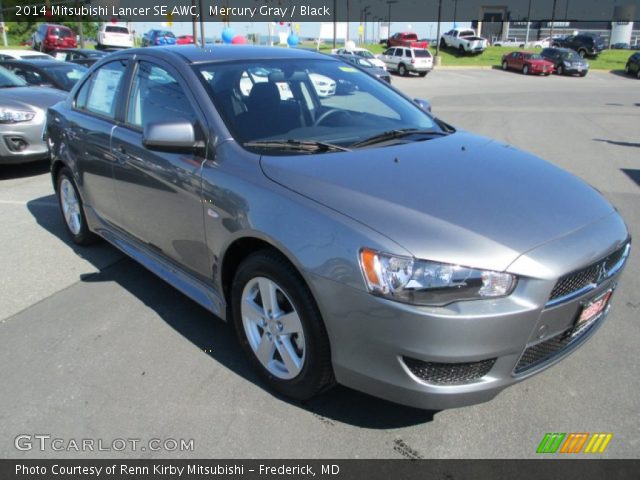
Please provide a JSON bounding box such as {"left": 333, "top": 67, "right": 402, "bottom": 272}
{"left": 394, "top": 49, "right": 403, "bottom": 57}
{"left": 126, "top": 61, "right": 197, "bottom": 129}
{"left": 383, "top": 48, "right": 393, "bottom": 56}
{"left": 76, "top": 60, "right": 127, "bottom": 118}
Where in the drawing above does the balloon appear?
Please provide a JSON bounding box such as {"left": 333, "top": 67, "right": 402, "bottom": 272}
{"left": 287, "top": 34, "right": 299, "bottom": 47}
{"left": 231, "top": 35, "right": 247, "bottom": 45}
{"left": 221, "top": 27, "right": 235, "bottom": 44}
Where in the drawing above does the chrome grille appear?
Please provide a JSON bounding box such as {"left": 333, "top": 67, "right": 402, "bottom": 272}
{"left": 403, "top": 357, "right": 496, "bottom": 385}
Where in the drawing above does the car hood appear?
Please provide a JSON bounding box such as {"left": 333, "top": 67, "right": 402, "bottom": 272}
{"left": 0, "top": 86, "right": 66, "bottom": 110}
{"left": 260, "top": 132, "right": 615, "bottom": 271}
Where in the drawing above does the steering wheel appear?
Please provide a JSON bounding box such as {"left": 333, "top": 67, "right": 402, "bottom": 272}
{"left": 314, "top": 108, "right": 348, "bottom": 127}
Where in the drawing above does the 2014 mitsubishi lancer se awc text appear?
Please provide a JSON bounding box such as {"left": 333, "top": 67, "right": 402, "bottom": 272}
{"left": 47, "top": 46, "right": 630, "bottom": 409}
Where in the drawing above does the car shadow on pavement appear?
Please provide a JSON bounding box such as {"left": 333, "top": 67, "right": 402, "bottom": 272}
{"left": 609, "top": 69, "right": 637, "bottom": 79}
{"left": 26, "top": 195, "right": 438, "bottom": 429}
{"left": 594, "top": 138, "right": 640, "bottom": 148}
{"left": 0, "top": 160, "right": 49, "bottom": 180}
{"left": 621, "top": 169, "right": 640, "bottom": 187}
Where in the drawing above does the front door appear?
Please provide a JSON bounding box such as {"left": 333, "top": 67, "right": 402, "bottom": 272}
{"left": 110, "top": 59, "right": 212, "bottom": 281}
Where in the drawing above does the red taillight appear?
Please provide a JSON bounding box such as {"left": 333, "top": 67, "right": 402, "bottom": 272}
{"left": 411, "top": 58, "right": 415, "bottom": 64}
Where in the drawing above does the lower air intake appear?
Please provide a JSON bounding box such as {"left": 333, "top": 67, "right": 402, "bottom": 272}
{"left": 403, "top": 357, "right": 496, "bottom": 385}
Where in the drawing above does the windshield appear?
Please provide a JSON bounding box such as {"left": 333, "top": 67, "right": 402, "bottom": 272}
{"left": 355, "top": 50, "right": 374, "bottom": 59}
{"left": 197, "top": 58, "right": 440, "bottom": 151}
{"left": 157, "top": 31, "right": 175, "bottom": 38}
{"left": 47, "top": 64, "right": 87, "bottom": 90}
{"left": 105, "top": 26, "right": 129, "bottom": 34}
{"left": 50, "top": 27, "right": 73, "bottom": 38}
{"left": 0, "top": 66, "right": 27, "bottom": 87}
{"left": 562, "top": 52, "right": 582, "bottom": 61}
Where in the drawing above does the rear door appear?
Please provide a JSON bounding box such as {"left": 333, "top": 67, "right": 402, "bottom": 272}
{"left": 65, "top": 58, "right": 130, "bottom": 225}
{"left": 110, "top": 58, "right": 211, "bottom": 280}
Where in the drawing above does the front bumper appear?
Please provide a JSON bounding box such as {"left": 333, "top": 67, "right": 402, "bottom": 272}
{"left": 0, "top": 114, "right": 49, "bottom": 165}
{"left": 308, "top": 214, "right": 629, "bottom": 410}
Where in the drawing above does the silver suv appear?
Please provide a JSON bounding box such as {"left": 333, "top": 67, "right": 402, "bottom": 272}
{"left": 380, "top": 47, "right": 433, "bottom": 76}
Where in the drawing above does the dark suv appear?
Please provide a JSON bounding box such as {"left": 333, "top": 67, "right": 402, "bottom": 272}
{"left": 625, "top": 52, "right": 640, "bottom": 79}
{"left": 32, "top": 24, "right": 77, "bottom": 53}
{"left": 552, "top": 34, "right": 605, "bottom": 58}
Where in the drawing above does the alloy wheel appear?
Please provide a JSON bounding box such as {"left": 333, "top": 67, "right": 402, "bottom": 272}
{"left": 241, "top": 277, "right": 306, "bottom": 380}
{"left": 60, "top": 178, "right": 82, "bottom": 235}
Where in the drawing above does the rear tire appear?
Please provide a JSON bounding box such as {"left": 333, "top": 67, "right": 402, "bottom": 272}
{"left": 418, "top": 71, "right": 428, "bottom": 77}
{"left": 398, "top": 64, "right": 407, "bottom": 76}
{"left": 637, "top": 69, "right": 640, "bottom": 79}
{"left": 232, "top": 250, "right": 334, "bottom": 401}
{"left": 55, "top": 167, "right": 99, "bottom": 246}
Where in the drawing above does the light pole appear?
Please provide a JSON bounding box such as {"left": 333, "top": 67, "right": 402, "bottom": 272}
{"left": 549, "top": 0, "right": 558, "bottom": 41}
{"left": 386, "top": 0, "right": 397, "bottom": 41}
{"left": 435, "top": 0, "right": 443, "bottom": 64}
{"left": 453, "top": 0, "right": 458, "bottom": 28}
{"left": 525, "top": 0, "right": 532, "bottom": 46}
{"left": 0, "top": 0, "right": 7, "bottom": 47}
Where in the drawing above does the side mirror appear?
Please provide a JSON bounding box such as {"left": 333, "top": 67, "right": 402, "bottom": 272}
{"left": 142, "top": 121, "right": 205, "bottom": 154}
{"left": 414, "top": 98, "right": 432, "bottom": 113}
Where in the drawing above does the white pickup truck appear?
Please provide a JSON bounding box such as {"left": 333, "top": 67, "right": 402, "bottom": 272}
{"left": 440, "top": 28, "right": 488, "bottom": 54}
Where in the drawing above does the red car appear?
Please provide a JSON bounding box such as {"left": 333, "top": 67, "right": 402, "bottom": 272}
{"left": 501, "top": 51, "right": 555, "bottom": 75}
{"left": 176, "top": 35, "right": 195, "bottom": 45}
{"left": 387, "top": 32, "right": 429, "bottom": 49}
{"left": 32, "top": 24, "right": 77, "bottom": 53}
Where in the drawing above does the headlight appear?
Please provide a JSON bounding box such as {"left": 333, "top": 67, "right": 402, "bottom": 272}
{"left": 0, "top": 109, "right": 36, "bottom": 123}
{"left": 359, "top": 248, "right": 516, "bottom": 306}
{"left": 563, "top": 60, "right": 572, "bottom": 66}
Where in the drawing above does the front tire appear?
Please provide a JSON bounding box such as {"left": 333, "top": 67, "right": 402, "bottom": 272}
{"left": 502, "top": 60, "right": 508, "bottom": 71}
{"left": 55, "top": 167, "right": 98, "bottom": 246}
{"left": 578, "top": 49, "right": 587, "bottom": 58}
{"left": 232, "top": 250, "right": 334, "bottom": 401}
{"left": 523, "top": 64, "right": 529, "bottom": 75}
{"left": 624, "top": 63, "right": 630, "bottom": 74}
{"left": 557, "top": 65, "right": 564, "bottom": 75}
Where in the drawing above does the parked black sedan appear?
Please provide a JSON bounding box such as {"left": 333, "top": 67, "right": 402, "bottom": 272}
{"left": 50, "top": 49, "right": 107, "bottom": 67}
{"left": 0, "top": 59, "right": 87, "bottom": 91}
{"left": 334, "top": 54, "right": 391, "bottom": 83}
{"left": 540, "top": 48, "right": 589, "bottom": 76}
{"left": 625, "top": 52, "right": 640, "bottom": 79}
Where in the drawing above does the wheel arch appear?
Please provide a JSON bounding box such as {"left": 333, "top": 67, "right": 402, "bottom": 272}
{"left": 219, "top": 234, "right": 311, "bottom": 316}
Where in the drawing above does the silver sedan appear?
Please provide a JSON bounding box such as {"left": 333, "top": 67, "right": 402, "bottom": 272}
{"left": 0, "top": 67, "right": 66, "bottom": 165}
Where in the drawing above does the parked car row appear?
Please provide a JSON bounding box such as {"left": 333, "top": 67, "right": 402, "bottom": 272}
{"left": 501, "top": 47, "right": 591, "bottom": 77}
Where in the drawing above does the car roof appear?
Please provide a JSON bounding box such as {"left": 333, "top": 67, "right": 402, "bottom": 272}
{"left": 0, "top": 49, "right": 51, "bottom": 56}
{"left": 1, "top": 59, "right": 84, "bottom": 68}
{"left": 107, "top": 45, "right": 332, "bottom": 64}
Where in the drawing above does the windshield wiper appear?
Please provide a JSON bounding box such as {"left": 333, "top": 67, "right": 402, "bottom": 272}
{"left": 351, "top": 128, "right": 450, "bottom": 148}
{"left": 244, "top": 139, "right": 351, "bottom": 153}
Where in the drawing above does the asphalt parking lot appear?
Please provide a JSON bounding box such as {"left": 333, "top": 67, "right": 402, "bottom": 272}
{"left": 1, "top": 68, "right": 638, "bottom": 459}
